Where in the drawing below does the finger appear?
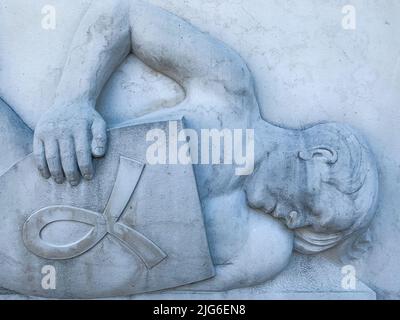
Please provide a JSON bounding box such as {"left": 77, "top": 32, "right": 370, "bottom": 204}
{"left": 75, "top": 130, "right": 94, "bottom": 181}
{"left": 33, "top": 136, "right": 51, "bottom": 179}
{"left": 44, "top": 139, "right": 64, "bottom": 184}
{"left": 91, "top": 115, "right": 107, "bottom": 158}
{"left": 59, "top": 137, "right": 80, "bottom": 186}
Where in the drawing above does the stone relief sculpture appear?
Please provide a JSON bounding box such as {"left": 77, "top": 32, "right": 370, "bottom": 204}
{"left": 0, "top": 0, "right": 379, "bottom": 298}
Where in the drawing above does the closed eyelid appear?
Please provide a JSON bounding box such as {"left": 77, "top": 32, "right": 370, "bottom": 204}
{"left": 310, "top": 209, "right": 322, "bottom": 217}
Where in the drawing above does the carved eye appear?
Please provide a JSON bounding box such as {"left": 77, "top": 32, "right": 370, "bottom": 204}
{"left": 309, "top": 209, "right": 322, "bottom": 218}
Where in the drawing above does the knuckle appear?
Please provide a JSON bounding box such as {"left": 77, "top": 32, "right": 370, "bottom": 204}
{"left": 73, "top": 122, "right": 87, "bottom": 132}
{"left": 37, "top": 122, "right": 54, "bottom": 133}
{"left": 94, "top": 115, "right": 105, "bottom": 124}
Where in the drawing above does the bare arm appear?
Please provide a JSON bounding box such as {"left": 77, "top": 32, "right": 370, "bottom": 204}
{"left": 54, "top": 0, "right": 131, "bottom": 107}
{"left": 53, "top": 0, "right": 255, "bottom": 108}
{"left": 128, "top": 0, "right": 254, "bottom": 97}
{"left": 34, "top": 0, "right": 131, "bottom": 185}
{"left": 34, "top": 0, "right": 256, "bottom": 185}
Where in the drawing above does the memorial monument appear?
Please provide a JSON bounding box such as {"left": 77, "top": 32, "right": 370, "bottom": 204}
{"left": 0, "top": 0, "right": 397, "bottom": 299}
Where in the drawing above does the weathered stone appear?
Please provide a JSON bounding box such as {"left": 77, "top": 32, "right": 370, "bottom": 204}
{"left": 0, "top": 121, "right": 214, "bottom": 298}
{"left": 0, "top": 0, "right": 396, "bottom": 300}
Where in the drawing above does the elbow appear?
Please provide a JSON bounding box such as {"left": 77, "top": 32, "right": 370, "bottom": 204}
{"left": 220, "top": 53, "right": 255, "bottom": 98}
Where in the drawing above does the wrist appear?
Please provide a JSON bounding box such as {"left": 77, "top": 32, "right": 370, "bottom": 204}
{"left": 52, "top": 95, "right": 96, "bottom": 111}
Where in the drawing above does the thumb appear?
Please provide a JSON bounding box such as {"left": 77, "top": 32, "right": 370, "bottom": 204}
{"left": 91, "top": 114, "right": 108, "bottom": 158}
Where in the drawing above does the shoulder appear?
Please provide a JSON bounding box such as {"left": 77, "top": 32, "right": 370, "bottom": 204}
{"left": 186, "top": 51, "right": 257, "bottom": 103}
{"left": 239, "top": 209, "right": 294, "bottom": 283}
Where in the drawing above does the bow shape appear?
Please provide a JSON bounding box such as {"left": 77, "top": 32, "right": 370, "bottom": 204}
{"left": 23, "top": 157, "right": 167, "bottom": 269}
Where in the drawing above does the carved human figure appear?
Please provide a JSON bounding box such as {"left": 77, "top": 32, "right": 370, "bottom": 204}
{"left": 0, "top": 0, "right": 379, "bottom": 291}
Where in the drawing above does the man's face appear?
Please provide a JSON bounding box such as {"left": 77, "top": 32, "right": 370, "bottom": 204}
{"left": 247, "top": 151, "right": 356, "bottom": 233}
{"left": 270, "top": 182, "right": 356, "bottom": 233}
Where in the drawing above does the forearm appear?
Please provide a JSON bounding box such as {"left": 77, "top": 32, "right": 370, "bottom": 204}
{"left": 54, "top": 0, "right": 131, "bottom": 108}
{"left": 56, "top": 0, "right": 253, "bottom": 106}
{"left": 34, "top": 1, "right": 131, "bottom": 185}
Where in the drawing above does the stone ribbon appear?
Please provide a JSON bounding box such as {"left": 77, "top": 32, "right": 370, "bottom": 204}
{"left": 22, "top": 157, "right": 167, "bottom": 269}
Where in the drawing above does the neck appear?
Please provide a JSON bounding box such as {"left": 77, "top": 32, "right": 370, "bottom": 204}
{"left": 251, "top": 116, "right": 303, "bottom": 164}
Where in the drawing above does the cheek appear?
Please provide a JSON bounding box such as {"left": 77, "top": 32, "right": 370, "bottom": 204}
{"left": 314, "top": 193, "right": 355, "bottom": 232}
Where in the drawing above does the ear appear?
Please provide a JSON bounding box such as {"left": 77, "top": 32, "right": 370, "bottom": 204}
{"left": 298, "top": 146, "right": 338, "bottom": 165}
{"left": 298, "top": 146, "right": 338, "bottom": 193}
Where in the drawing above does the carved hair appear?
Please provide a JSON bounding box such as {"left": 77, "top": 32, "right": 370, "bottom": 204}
{"left": 294, "top": 122, "right": 379, "bottom": 255}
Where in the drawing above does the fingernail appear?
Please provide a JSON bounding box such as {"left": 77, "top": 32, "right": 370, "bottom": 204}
{"left": 95, "top": 147, "right": 104, "bottom": 155}
{"left": 83, "top": 173, "right": 93, "bottom": 180}
{"left": 41, "top": 171, "right": 51, "bottom": 179}
{"left": 70, "top": 180, "right": 79, "bottom": 187}
{"left": 55, "top": 178, "right": 63, "bottom": 184}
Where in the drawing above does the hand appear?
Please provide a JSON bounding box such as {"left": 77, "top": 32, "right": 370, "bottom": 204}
{"left": 33, "top": 102, "right": 107, "bottom": 186}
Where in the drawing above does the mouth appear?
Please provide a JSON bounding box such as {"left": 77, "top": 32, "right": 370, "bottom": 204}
{"left": 286, "top": 211, "right": 299, "bottom": 229}
{"left": 270, "top": 209, "right": 304, "bottom": 230}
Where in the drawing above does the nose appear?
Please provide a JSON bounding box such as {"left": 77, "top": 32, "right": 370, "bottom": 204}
{"left": 285, "top": 211, "right": 310, "bottom": 229}
{"left": 286, "top": 211, "right": 300, "bottom": 228}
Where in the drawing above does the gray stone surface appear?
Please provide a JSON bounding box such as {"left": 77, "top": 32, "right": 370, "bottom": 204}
{"left": 0, "top": 255, "right": 376, "bottom": 300}
{"left": 0, "top": 121, "right": 214, "bottom": 298}
{"left": 0, "top": 0, "right": 397, "bottom": 299}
